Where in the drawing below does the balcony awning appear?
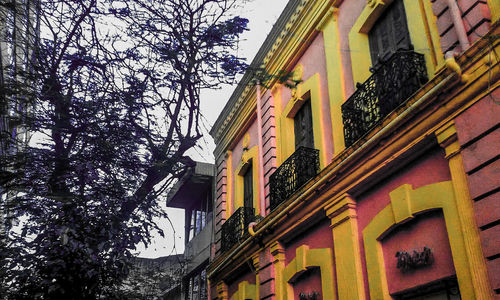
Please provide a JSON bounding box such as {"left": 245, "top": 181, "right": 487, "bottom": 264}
{"left": 166, "top": 161, "right": 215, "bottom": 209}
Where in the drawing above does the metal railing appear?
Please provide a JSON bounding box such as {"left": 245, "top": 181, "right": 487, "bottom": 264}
{"left": 269, "top": 146, "right": 320, "bottom": 211}
{"left": 342, "top": 50, "right": 428, "bottom": 147}
{"left": 220, "top": 206, "right": 255, "bottom": 253}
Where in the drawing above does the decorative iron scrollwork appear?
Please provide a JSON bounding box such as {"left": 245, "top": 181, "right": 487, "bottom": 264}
{"left": 341, "top": 50, "right": 428, "bottom": 147}
{"left": 396, "top": 246, "right": 434, "bottom": 273}
{"left": 269, "top": 146, "right": 320, "bottom": 211}
{"left": 299, "top": 291, "right": 320, "bottom": 300}
{"left": 220, "top": 206, "right": 255, "bottom": 253}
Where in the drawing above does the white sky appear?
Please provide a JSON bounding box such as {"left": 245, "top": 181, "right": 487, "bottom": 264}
{"left": 136, "top": 0, "right": 290, "bottom": 258}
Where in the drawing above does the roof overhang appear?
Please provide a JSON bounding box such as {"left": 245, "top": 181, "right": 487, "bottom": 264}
{"left": 166, "top": 161, "right": 215, "bottom": 209}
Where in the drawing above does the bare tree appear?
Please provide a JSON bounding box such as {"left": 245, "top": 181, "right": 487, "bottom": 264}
{"left": 0, "top": 0, "right": 247, "bottom": 298}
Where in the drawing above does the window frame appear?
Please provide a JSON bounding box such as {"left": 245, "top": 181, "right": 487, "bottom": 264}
{"left": 234, "top": 145, "right": 260, "bottom": 215}
{"left": 348, "top": 0, "right": 442, "bottom": 87}
{"left": 280, "top": 72, "right": 327, "bottom": 168}
{"left": 293, "top": 97, "right": 315, "bottom": 150}
{"left": 242, "top": 161, "right": 254, "bottom": 209}
{"left": 368, "top": 0, "right": 412, "bottom": 66}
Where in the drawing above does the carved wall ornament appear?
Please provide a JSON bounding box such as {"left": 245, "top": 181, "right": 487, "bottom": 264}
{"left": 299, "top": 291, "right": 320, "bottom": 300}
{"left": 242, "top": 133, "right": 250, "bottom": 151}
{"left": 396, "top": 246, "right": 434, "bottom": 273}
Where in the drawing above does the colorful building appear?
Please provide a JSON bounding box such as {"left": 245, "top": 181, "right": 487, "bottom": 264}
{"left": 208, "top": 0, "right": 499, "bottom": 299}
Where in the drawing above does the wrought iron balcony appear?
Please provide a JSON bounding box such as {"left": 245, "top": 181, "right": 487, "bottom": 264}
{"left": 269, "top": 146, "right": 320, "bottom": 211}
{"left": 342, "top": 50, "right": 428, "bottom": 147}
{"left": 220, "top": 206, "right": 255, "bottom": 253}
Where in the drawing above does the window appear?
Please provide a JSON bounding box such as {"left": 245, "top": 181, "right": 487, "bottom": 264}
{"left": 294, "top": 99, "right": 314, "bottom": 150}
{"left": 234, "top": 145, "right": 259, "bottom": 214}
{"left": 393, "top": 277, "right": 461, "bottom": 300}
{"left": 187, "top": 187, "right": 213, "bottom": 242}
{"left": 343, "top": 0, "right": 428, "bottom": 147}
{"left": 368, "top": 0, "right": 411, "bottom": 66}
{"left": 185, "top": 268, "right": 208, "bottom": 300}
{"left": 243, "top": 162, "right": 253, "bottom": 209}
{"left": 193, "top": 274, "right": 199, "bottom": 300}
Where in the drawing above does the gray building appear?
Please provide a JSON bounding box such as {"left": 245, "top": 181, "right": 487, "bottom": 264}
{"left": 0, "top": 0, "right": 39, "bottom": 153}
{"left": 0, "top": 0, "right": 39, "bottom": 233}
{"left": 166, "top": 161, "right": 215, "bottom": 300}
{"left": 122, "top": 255, "right": 185, "bottom": 300}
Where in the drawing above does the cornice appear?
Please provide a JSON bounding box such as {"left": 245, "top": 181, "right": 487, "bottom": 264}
{"left": 210, "top": 0, "right": 336, "bottom": 158}
{"left": 209, "top": 0, "right": 302, "bottom": 142}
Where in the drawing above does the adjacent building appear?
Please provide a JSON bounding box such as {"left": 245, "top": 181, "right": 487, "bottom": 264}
{"left": 208, "top": 0, "right": 499, "bottom": 299}
{"left": 0, "top": 0, "right": 38, "bottom": 157}
{"left": 122, "top": 255, "right": 185, "bottom": 300}
{"left": 0, "top": 0, "right": 39, "bottom": 233}
{"left": 167, "top": 161, "right": 215, "bottom": 300}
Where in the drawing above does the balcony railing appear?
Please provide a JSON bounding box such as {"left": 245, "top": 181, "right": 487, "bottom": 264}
{"left": 342, "top": 50, "right": 428, "bottom": 147}
{"left": 220, "top": 206, "right": 255, "bottom": 253}
{"left": 269, "top": 146, "right": 320, "bottom": 211}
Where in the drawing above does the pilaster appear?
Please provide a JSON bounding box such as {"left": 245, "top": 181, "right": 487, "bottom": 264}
{"left": 251, "top": 252, "right": 260, "bottom": 300}
{"left": 226, "top": 150, "right": 233, "bottom": 215}
{"left": 319, "top": 7, "right": 346, "bottom": 156}
{"left": 436, "top": 121, "right": 494, "bottom": 299}
{"left": 216, "top": 281, "right": 228, "bottom": 300}
{"left": 270, "top": 241, "right": 285, "bottom": 300}
{"left": 324, "top": 194, "right": 365, "bottom": 300}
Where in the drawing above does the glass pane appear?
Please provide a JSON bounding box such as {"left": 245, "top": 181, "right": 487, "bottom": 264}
{"left": 193, "top": 274, "right": 200, "bottom": 300}
{"left": 369, "top": 0, "right": 411, "bottom": 64}
{"left": 201, "top": 211, "right": 206, "bottom": 230}
{"left": 196, "top": 210, "right": 202, "bottom": 234}
{"left": 201, "top": 269, "right": 207, "bottom": 300}
{"left": 243, "top": 163, "right": 253, "bottom": 209}
{"left": 188, "top": 277, "right": 193, "bottom": 300}
{"left": 294, "top": 100, "right": 314, "bottom": 149}
{"left": 189, "top": 210, "right": 195, "bottom": 241}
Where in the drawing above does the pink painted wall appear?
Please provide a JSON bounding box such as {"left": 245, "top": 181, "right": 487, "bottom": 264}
{"left": 284, "top": 218, "right": 334, "bottom": 265}
{"left": 356, "top": 146, "right": 452, "bottom": 296}
{"left": 279, "top": 32, "right": 334, "bottom": 162}
{"left": 214, "top": 156, "right": 228, "bottom": 256}
{"left": 336, "top": 0, "right": 494, "bottom": 98}
{"left": 284, "top": 218, "right": 333, "bottom": 300}
{"left": 382, "top": 210, "right": 456, "bottom": 294}
{"left": 292, "top": 268, "right": 323, "bottom": 300}
{"left": 261, "top": 91, "right": 278, "bottom": 214}
{"left": 256, "top": 248, "right": 275, "bottom": 299}
{"left": 213, "top": 116, "right": 258, "bottom": 256}
{"left": 455, "top": 87, "right": 500, "bottom": 293}
{"left": 230, "top": 118, "right": 258, "bottom": 212}
{"left": 432, "top": 0, "right": 492, "bottom": 53}
{"left": 336, "top": 0, "right": 365, "bottom": 98}
{"left": 227, "top": 268, "right": 256, "bottom": 299}
{"left": 209, "top": 282, "right": 217, "bottom": 300}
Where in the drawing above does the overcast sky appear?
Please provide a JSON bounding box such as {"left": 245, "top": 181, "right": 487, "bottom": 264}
{"left": 136, "top": 0, "right": 290, "bottom": 258}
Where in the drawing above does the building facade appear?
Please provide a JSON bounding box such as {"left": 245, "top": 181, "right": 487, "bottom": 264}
{"left": 208, "top": 0, "right": 499, "bottom": 299}
{"left": 0, "top": 0, "right": 38, "bottom": 158}
{"left": 0, "top": 0, "right": 39, "bottom": 232}
{"left": 167, "top": 161, "right": 215, "bottom": 300}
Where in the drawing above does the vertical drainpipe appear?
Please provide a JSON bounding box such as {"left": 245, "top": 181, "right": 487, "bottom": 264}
{"left": 256, "top": 82, "right": 266, "bottom": 217}
{"left": 445, "top": 0, "right": 470, "bottom": 51}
